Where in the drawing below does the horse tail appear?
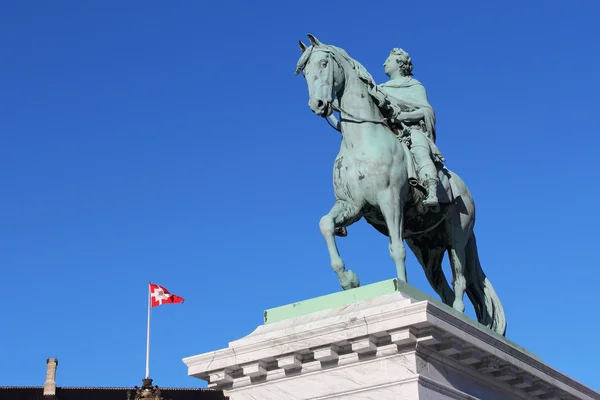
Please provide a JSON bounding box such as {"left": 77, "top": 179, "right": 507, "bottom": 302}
{"left": 465, "top": 233, "right": 507, "bottom": 336}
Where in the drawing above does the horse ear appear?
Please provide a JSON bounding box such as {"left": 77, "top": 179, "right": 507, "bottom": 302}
{"left": 307, "top": 34, "right": 321, "bottom": 47}
{"left": 298, "top": 40, "right": 307, "bottom": 53}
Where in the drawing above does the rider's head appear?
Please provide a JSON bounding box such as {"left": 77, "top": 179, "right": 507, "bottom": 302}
{"left": 383, "top": 48, "right": 414, "bottom": 78}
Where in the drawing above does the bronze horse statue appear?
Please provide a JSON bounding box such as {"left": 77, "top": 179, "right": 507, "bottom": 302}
{"left": 296, "top": 34, "right": 506, "bottom": 335}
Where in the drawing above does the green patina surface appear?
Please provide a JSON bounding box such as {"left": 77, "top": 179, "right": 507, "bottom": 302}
{"left": 264, "top": 279, "right": 399, "bottom": 324}
{"left": 264, "top": 278, "right": 540, "bottom": 361}
{"left": 295, "top": 35, "right": 507, "bottom": 337}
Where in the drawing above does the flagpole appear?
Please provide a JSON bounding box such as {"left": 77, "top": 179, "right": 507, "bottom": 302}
{"left": 145, "top": 282, "right": 151, "bottom": 379}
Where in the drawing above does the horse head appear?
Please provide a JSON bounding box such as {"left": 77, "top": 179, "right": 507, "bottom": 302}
{"left": 295, "top": 34, "right": 346, "bottom": 118}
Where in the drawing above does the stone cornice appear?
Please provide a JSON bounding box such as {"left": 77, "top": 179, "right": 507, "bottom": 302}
{"left": 425, "top": 302, "right": 597, "bottom": 399}
{"left": 183, "top": 294, "right": 599, "bottom": 400}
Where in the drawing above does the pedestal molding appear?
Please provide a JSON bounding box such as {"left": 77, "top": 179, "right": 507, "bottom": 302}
{"left": 184, "top": 292, "right": 599, "bottom": 400}
{"left": 425, "top": 302, "right": 597, "bottom": 398}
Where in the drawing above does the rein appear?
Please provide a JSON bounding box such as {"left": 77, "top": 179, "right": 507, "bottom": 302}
{"left": 325, "top": 99, "right": 392, "bottom": 133}
{"left": 331, "top": 100, "right": 387, "bottom": 125}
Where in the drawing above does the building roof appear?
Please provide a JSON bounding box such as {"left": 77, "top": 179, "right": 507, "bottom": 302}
{"left": 0, "top": 387, "right": 45, "bottom": 400}
{"left": 7, "top": 358, "right": 227, "bottom": 399}
{"left": 0, "top": 386, "right": 228, "bottom": 400}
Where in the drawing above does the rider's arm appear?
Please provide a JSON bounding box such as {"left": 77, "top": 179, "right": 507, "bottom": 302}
{"left": 395, "top": 84, "right": 431, "bottom": 122}
{"left": 370, "top": 87, "right": 396, "bottom": 119}
{"left": 396, "top": 108, "right": 425, "bottom": 122}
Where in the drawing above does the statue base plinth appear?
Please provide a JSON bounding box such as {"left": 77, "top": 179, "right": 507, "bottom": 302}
{"left": 183, "top": 280, "right": 598, "bottom": 399}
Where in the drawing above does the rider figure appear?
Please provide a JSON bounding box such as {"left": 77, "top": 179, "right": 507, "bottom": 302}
{"left": 371, "top": 48, "right": 444, "bottom": 207}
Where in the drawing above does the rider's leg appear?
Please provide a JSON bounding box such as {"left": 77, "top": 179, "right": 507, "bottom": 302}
{"left": 410, "top": 132, "right": 439, "bottom": 206}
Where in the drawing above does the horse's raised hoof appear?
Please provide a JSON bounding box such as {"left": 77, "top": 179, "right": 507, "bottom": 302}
{"left": 340, "top": 270, "right": 360, "bottom": 290}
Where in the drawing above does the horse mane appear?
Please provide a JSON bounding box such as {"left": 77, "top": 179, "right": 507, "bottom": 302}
{"left": 295, "top": 44, "right": 376, "bottom": 91}
{"left": 327, "top": 45, "right": 376, "bottom": 89}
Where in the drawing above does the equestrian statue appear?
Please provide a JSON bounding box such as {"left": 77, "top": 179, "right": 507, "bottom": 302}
{"left": 295, "top": 34, "right": 507, "bottom": 336}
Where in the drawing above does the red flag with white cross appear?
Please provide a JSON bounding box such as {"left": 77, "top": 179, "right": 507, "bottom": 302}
{"left": 149, "top": 283, "right": 184, "bottom": 307}
{"left": 144, "top": 283, "right": 184, "bottom": 379}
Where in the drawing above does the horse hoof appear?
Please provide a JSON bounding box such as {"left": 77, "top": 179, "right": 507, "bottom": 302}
{"left": 452, "top": 299, "right": 465, "bottom": 314}
{"left": 340, "top": 270, "right": 360, "bottom": 290}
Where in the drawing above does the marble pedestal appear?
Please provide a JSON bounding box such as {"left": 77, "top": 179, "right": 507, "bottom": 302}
{"left": 183, "top": 279, "right": 599, "bottom": 399}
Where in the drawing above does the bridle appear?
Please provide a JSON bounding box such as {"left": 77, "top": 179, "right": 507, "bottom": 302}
{"left": 309, "top": 49, "right": 389, "bottom": 132}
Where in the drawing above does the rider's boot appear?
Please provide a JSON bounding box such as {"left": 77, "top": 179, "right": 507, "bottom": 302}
{"left": 423, "top": 178, "right": 439, "bottom": 207}
{"left": 411, "top": 141, "right": 440, "bottom": 208}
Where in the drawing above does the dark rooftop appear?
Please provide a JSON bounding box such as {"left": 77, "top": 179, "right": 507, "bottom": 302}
{"left": 0, "top": 386, "right": 228, "bottom": 400}
{"left": 4, "top": 358, "right": 227, "bottom": 400}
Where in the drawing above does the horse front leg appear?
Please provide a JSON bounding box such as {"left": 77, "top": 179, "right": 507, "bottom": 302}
{"left": 378, "top": 189, "right": 408, "bottom": 282}
{"left": 406, "top": 239, "right": 455, "bottom": 305}
{"left": 319, "top": 200, "right": 362, "bottom": 290}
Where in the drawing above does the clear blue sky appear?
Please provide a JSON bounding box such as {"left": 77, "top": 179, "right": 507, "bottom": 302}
{"left": 2, "top": 0, "right": 599, "bottom": 392}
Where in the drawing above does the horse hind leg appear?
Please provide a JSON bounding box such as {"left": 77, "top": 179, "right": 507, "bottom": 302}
{"left": 319, "top": 200, "right": 362, "bottom": 290}
{"left": 448, "top": 244, "right": 467, "bottom": 313}
{"left": 406, "top": 239, "right": 454, "bottom": 306}
{"left": 446, "top": 200, "right": 472, "bottom": 314}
